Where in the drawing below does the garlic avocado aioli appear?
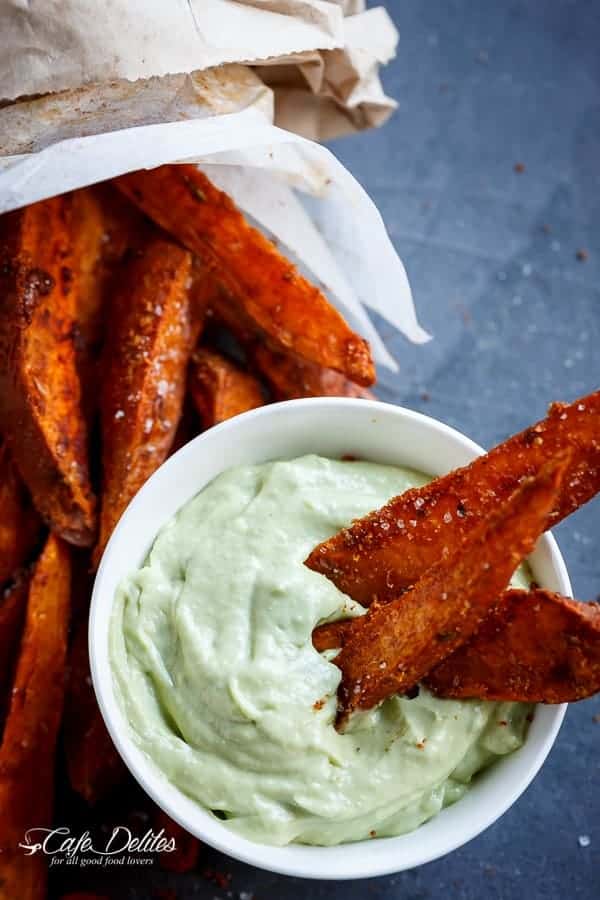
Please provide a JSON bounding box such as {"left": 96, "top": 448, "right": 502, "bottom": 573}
{"left": 110, "top": 455, "right": 531, "bottom": 846}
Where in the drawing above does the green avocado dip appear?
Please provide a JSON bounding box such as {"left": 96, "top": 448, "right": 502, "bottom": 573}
{"left": 110, "top": 454, "right": 532, "bottom": 846}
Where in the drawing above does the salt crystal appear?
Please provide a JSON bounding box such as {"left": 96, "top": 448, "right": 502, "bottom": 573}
{"left": 578, "top": 835, "right": 591, "bottom": 848}
{"left": 414, "top": 498, "right": 425, "bottom": 509}
{"left": 157, "top": 379, "right": 169, "bottom": 396}
{"left": 114, "top": 409, "right": 125, "bottom": 420}
{"left": 144, "top": 418, "right": 153, "bottom": 433}
{"left": 443, "top": 512, "right": 453, "bottom": 523}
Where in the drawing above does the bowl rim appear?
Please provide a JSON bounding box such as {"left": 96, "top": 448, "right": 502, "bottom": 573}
{"left": 89, "top": 397, "right": 570, "bottom": 879}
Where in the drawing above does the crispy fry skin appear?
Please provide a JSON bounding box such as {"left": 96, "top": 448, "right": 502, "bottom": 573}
{"left": 71, "top": 185, "right": 145, "bottom": 411}
{"left": 0, "top": 574, "right": 29, "bottom": 729}
{"left": 333, "top": 460, "right": 565, "bottom": 725}
{"left": 306, "top": 390, "right": 600, "bottom": 604}
{"left": 425, "top": 589, "right": 600, "bottom": 702}
{"left": 0, "top": 535, "right": 70, "bottom": 900}
{"left": 0, "top": 443, "right": 40, "bottom": 585}
{"left": 153, "top": 808, "right": 201, "bottom": 873}
{"left": 63, "top": 616, "right": 125, "bottom": 804}
{"left": 116, "top": 165, "right": 375, "bottom": 385}
{"left": 189, "top": 346, "right": 265, "bottom": 428}
{"left": 93, "top": 235, "right": 195, "bottom": 567}
{"left": 0, "top": 199, "right": 96, "bottom": 546}
{"left": 253, "top": 343, "right": 374, "bottom": 400}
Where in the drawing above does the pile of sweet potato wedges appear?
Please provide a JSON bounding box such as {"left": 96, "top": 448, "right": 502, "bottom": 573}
{"left": 0, "top": 166, "right": 377, "bottom": 898}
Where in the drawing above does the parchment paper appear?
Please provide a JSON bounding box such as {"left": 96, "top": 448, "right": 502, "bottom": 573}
{"left": 0, "top": 0, "right": 398, "bottom": 140}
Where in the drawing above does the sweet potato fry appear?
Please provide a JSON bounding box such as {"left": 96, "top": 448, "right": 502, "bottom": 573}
{"left": 0, "top": 534, "right": 70, "bottom": 900}
{"left": 153, "top": 808, "right": 201, "bottom": 873}
{"left": 93, "top": 234, "right": 195, "bottom": 567}
{"left": 333, "top": 458, "right": 565, "bottom": 726}
{"left": 189, "top": 346, "right": 265, "bottom": 428}
{"left": 0, "top": 573, "right": 29, "bottom": 730}
{"left": 63, "top": 615, "right": 125, "bottom": 804}
{"left": 0, "top": 198, "right": 96, "bottom": 546}
{"left": 71, "top": 185, "right": 146, "bottom": 412}
{"left": 116, "top": 165, "right": 375, "bottom": 385}
{"left": 316, "top": 590, "right": 600, "bottom": 705}
{"left": 425, "top": 589, "right": 600, "bottom": 703}
{"left": 306, "top": 390, "right": 600, "bottom": 604}
{"left": 68, "top": 236, "right": 198, "bottom": 801}
{"left": 0, "top": 443, "right": 40, "bottom": 585}
{"left": 210, "top": 289, "right": 374, "bottom": 399}
{"left": 253, "top": 343, "right": 374, "bottom": 400}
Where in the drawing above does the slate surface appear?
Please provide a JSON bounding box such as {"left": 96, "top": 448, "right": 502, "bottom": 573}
{"left": 51, "top": 1, "right": 599, "bottom": 897}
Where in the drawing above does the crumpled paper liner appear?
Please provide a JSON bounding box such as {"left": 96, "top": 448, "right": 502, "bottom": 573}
{"left": 0, "top": 0, "right": 397, "bottom": 141}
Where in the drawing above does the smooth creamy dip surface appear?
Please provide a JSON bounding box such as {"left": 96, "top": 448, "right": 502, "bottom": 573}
{"left": 110, "top": 455, "right": 531, "bottom": 846}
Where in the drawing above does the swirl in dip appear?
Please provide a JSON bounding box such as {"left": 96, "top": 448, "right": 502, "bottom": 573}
{"left": 110, "top": 455, "right": 531, "bottom": 846}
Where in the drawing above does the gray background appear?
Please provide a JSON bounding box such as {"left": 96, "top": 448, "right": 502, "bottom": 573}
{"left": 53, "top": 1, "right": 599, "bottom": 897}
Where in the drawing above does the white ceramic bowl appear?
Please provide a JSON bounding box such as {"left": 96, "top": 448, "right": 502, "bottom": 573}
{"left": 90, "top": 398, "right": 570, "bottom": 880}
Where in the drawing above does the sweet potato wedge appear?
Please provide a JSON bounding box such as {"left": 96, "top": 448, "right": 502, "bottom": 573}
{"left": 153, "top": 808, "right": 201, "bottom": 873}
{"left": 189, "top": 346, "right": 264, "bottom": 428}
{"left": 0, "top": 534, "right": 70, "bottom": 900}
{"left": 253, "top": 343, "right": 374, "bottom": 400}
{"left": 116, "top": 165, "right": 375, "bottom": 385}
{"left": 306, "top": 390, "right": 600, "bottom": 604}
{"left": 93, "top": 234, "right": 195, "bottom": 567}
{"left": 71, "top": 185, "right": 146, "bottom": 412}
{"left": 0, "top": 443, "right": 40, "bottom": 585}
{"left": 425, "top": 589, "right": 600, "bottom": 703}
{"left": 333, "top": 459, "right": 565, "bottom": 725}
{"left": 0, "top": 198, "right": 96, "bottom": 546}
{"left": 210, "top": 290, "right": 374, "bottom": 399}
{"left": 0, "top": 573, "right": 30, "bottom": 730}
{"left": 63, "top": 615, "right": 125, "bottom": 805}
